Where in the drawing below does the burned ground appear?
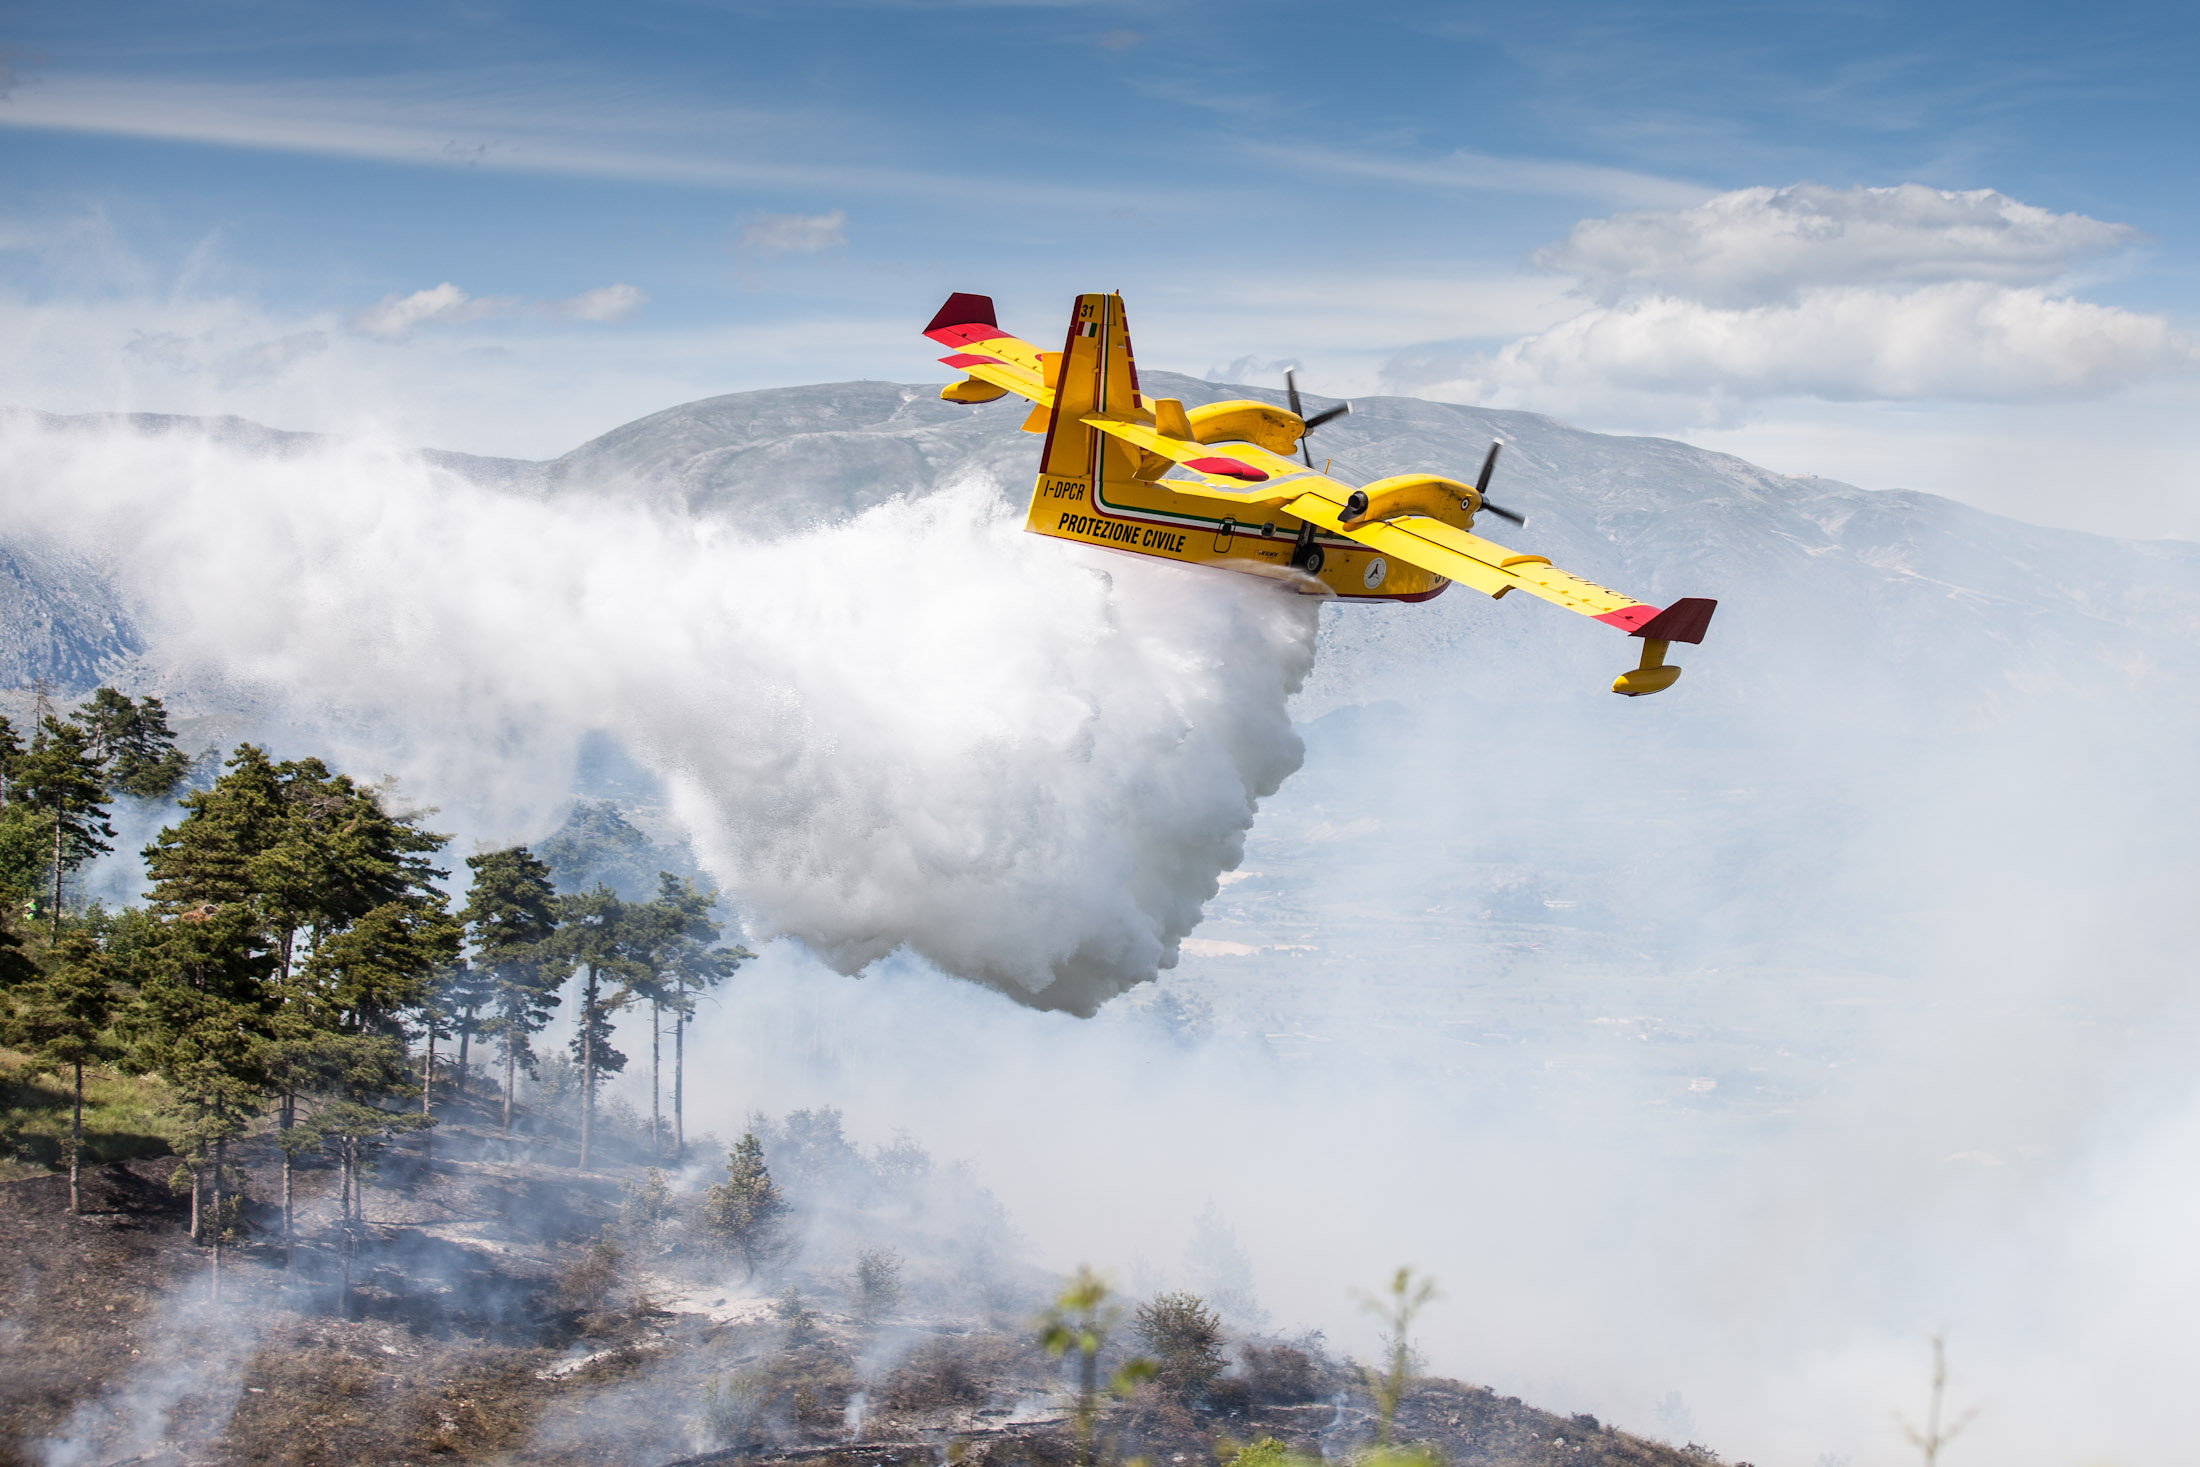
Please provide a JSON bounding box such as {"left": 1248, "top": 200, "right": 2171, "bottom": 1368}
{"left": 0, "top": 1092, "right": 1735, "bottom": 1467}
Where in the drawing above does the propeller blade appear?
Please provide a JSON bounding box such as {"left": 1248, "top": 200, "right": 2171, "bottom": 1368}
{"left": 1285, "top": 369, "right": 1304, "bottom": 420}
{"left": 1480, "top": 500, "right": 1526, "bottom": 526}
{"left": 1301, "top": 402, "right": 1351, "bottom": 432}
{"left": 1474, "top": 440, "right": 1503, "bottom": 498}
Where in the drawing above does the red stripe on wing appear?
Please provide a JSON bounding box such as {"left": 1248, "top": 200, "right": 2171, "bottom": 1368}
{"left": 1595, "top": 605, "right": 1660, "bottom": 633}
{"left": 927, "top": 323, "right": 1012, "bottom": 349}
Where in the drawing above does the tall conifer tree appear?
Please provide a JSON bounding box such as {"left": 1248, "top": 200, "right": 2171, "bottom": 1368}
{"left": 553, "top": 886, "right": 639, "bottom": 1169}
{"left": 142, "top": 746, "right": 453, "bottom": 1258}
{"left": 459, "top": 847, "right": 564, "bottom": 1132}
{"left": 631, "top": 873, "right": 748, "bottom": 1159}
{"left": 78, "top": 687, "right": 192, "bottom": 801}
{"left": 13, "top": 717, "right": 114, "bottom": 936}
{"left": 5, "top": 933, "right": 119, "bottom": 1214}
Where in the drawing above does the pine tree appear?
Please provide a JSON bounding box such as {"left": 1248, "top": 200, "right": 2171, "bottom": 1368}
{"left": 419, "top": 952, "right": 492, "bottom": 1112}
{"left": 0, "top": 713, "right": 20, "bottom": 792}
{"left": 12, "top": 717, "right": 115, "bottom": 936}
{"left": 77, "top": 687, "right": 192, "bottom": 801}
{"left": 630, "top": 872, "right": 748, "bottom": 1159}
{"left": 124, "top": 904, "right": 277, "bottom": 1299}
{"left": 553, "top": 885, "right": 640, "bottom": 1169}
{"left": 142, "top": 747, "right": 452, "bottom": 1256}
{"left": 300, "top": 897, "right": 463, "bottom": 1035}
{"left": 3, "top": 932, "right": 120, "bottom": 1214}
{"left": 699, "top": 1131, "right": 788, "bottom": 1278}
{"left": 459, "top": 847, "right": 564, "bottom": 1131}
{"left": 0, "top": 713, "right": 34, "bottom": 909}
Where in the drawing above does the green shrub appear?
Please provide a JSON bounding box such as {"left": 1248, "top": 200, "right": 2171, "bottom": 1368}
{"left": 855, "top": 1247, "right": 903, "bottom": 1317}
{"left": 700, "top": 1372, "right": 764, "bottom": 1451}
{"left": 1134, "top": 1290, "right": 1225, "bottom": 1402}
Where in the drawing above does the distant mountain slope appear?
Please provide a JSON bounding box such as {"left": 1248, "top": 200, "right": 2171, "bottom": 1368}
{"left": 4, "top": 381, "right": 2196, "bottom": 727}
{"left": 0, "top": 537, "right": 139, "bottom": 692}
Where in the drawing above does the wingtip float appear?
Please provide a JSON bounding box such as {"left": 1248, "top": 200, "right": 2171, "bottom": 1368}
{"left": 923, "top": 291, "right": 1717, "bottom": 697}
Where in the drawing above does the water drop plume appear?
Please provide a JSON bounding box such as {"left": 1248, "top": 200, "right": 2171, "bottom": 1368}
{"left": 0, "top": 417, "right": 1318, "bottom": 1011}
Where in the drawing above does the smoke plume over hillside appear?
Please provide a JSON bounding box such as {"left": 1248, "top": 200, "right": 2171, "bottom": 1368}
{"left": 0, "top": 418, "right": 1315, "bottom": 1012}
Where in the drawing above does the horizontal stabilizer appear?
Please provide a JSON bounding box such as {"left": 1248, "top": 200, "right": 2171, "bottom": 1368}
{"left": 925, "top": 293, "right": 1001, "bottom": 344}
{"left": 1632, "top": 597, "right": 1718, "bottom": 644}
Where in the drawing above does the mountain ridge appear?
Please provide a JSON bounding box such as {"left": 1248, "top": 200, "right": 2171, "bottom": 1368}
{"left": 3, "top": 381, "right": 2194, "bottom": 727}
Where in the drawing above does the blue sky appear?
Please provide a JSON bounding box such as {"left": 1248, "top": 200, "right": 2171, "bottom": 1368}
{"left": 3, "top": 0, "right": 2196, "bottom": 534}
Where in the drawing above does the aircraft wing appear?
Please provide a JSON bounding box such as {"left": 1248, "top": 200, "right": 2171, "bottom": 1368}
{"left": 924, "top": 294, "right": 1054, "bottom": 408}
{"left": 1080, "top": 416, "right": 1719, "bottom": 695}
{"left": 1077, "top": 415, "right": 1659, "bottom": 625}
{"left": 1280, "top": 490, "right": 1649, "bottom": 625}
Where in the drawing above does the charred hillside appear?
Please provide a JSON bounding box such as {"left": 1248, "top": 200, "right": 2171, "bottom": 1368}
{"left": 0, "top": 1084, "right": 1734, "bottom": 1467}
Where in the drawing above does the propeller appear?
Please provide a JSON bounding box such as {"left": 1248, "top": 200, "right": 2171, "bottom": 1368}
{"left": 1285, "top": 369, "right": 1352, "bottom": 469}
{"left": 1472, "top": 440, "right": 1525, "bottom": 525}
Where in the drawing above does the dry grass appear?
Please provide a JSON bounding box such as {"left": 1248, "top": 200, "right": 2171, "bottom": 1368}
{"left": 879, "top": 1337, "right": 986, "bottom": 1410}
{"left": 222, "top": 1331, "right": 551, "bottom": 1466}
{"left": 0, "top": 1049, "right": 179, "bottom": 1179}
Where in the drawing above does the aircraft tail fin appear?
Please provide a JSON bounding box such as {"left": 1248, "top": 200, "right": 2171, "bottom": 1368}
{"left": 1039, "top": 293, "right": 1145, "bottom": 479}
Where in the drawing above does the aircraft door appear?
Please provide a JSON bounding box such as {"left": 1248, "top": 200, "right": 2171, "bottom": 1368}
{"left": 1212, "top": 518, "right": 1234, "bottom": 554}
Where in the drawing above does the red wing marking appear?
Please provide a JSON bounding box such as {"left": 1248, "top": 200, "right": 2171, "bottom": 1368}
{"left": 940, "top": 353, "right": 1006, "bottom": 368}
{"left": 1184, "top": 456, "right": 1269, "bottom": 482}
{"left": 1594, "top": 604, "right": 1659, "bottom": 633}
{"left": 927, "top": 323, "right": 1013, "bottom": 349}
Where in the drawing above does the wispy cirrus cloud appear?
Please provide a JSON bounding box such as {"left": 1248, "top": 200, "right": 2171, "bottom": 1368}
{"left": 551, "top": 282, "right": 647, "bottom": 322}
{"left": 737, "top": 210, "right": 849, "bottom": 256}
{"left": 0, "top": 72, "right": 1101, "bottom": 212}
{"left": 348, "top": 281, "right": 648, "bottom": 337}
{"left": 350, "top": 282, "right": 495, "bottom": 337}
{"left": 1243, "top": 140, "right": 1708, "bottom": 210}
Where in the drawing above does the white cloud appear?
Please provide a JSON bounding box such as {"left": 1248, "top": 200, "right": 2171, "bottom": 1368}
{"left": 738, "top": 209, "right": 848, "bottom": 255}
{"left": 1472, "top": 282, "right": 2184, "bottom": 404}
{"left": 1408, "top": 184, "right": 2188, "bottom": 410}
{"left": 1540, "top": 183, "right": 2140, "bottom": 308}
{"left": 547, "top": 282, "right": 646, "bottom": 321}
{"left": 348, "top": 281, "right": 489, "bottom": 337}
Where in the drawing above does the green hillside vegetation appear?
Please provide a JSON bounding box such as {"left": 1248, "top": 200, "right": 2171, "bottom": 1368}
{"left": 0, "top": 689, "right": 750, "bottom": 1249}
{"left": 0, "top": 1047, "right": 176, "bottom": 1177}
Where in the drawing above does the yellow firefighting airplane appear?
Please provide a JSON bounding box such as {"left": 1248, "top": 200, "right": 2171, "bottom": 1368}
{"left": 925, "top": 291, "right": 1716, "bottom": 696}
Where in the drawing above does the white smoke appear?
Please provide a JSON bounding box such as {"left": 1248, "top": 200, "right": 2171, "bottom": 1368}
{"left": 0, "top": 417, "right": 1316, "bottom": 1011}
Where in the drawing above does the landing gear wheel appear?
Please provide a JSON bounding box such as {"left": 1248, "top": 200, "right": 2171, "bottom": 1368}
{"left": 1302, "top": 546, "right": 1324, "bottom": 574}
